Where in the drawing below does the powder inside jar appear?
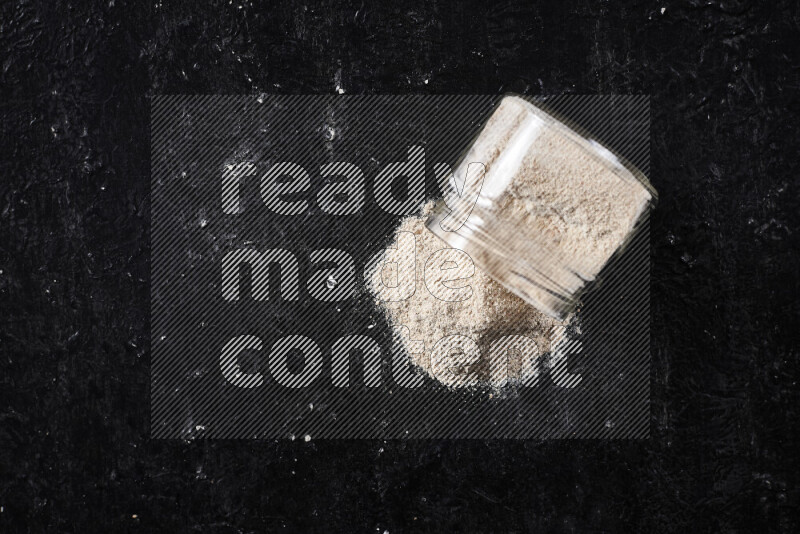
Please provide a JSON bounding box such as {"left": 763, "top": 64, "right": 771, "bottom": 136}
{"left": 429, "top": 96, "right": 654, "bottom": 318}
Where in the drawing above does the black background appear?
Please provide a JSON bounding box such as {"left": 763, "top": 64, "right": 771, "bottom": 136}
{"left": 1, "top": 0, "right": 798, "bottom": 532}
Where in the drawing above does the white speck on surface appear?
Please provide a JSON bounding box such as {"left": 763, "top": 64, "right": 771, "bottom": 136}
{"left": 308, "top": 403, "right": 314, "bottom": 410}
{"left": 660, "top": 7, "right": 666, "bottom": 14}
{"left": 334, "top": 68, "right": 345, "bottom": 94}
{"left": 303, "top": 434, "right": 311, "bottom": 442}
{"left": 325, "top": 275, "right": 337, "bottom": 289}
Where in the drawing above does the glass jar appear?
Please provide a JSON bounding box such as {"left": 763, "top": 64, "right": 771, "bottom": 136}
{"left": 425, "top": 95, "right": 657, "bottom": 319}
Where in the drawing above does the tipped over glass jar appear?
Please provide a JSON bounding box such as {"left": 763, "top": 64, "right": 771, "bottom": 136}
{"left": 426, "top": 95, "right": 657, "bottom": 319}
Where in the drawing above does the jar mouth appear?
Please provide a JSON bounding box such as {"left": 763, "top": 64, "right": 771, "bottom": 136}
{"left": 425, "top": 203, "right": 586, "bottom": 320}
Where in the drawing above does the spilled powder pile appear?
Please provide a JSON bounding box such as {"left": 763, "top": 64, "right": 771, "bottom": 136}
{"left": 368, "top": 202, "right": 560, "bottom": 389}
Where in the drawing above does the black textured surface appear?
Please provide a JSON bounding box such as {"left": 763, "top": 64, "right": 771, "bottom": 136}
{"left": 1, "top": 0, "right": 798, "bottom": 532}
